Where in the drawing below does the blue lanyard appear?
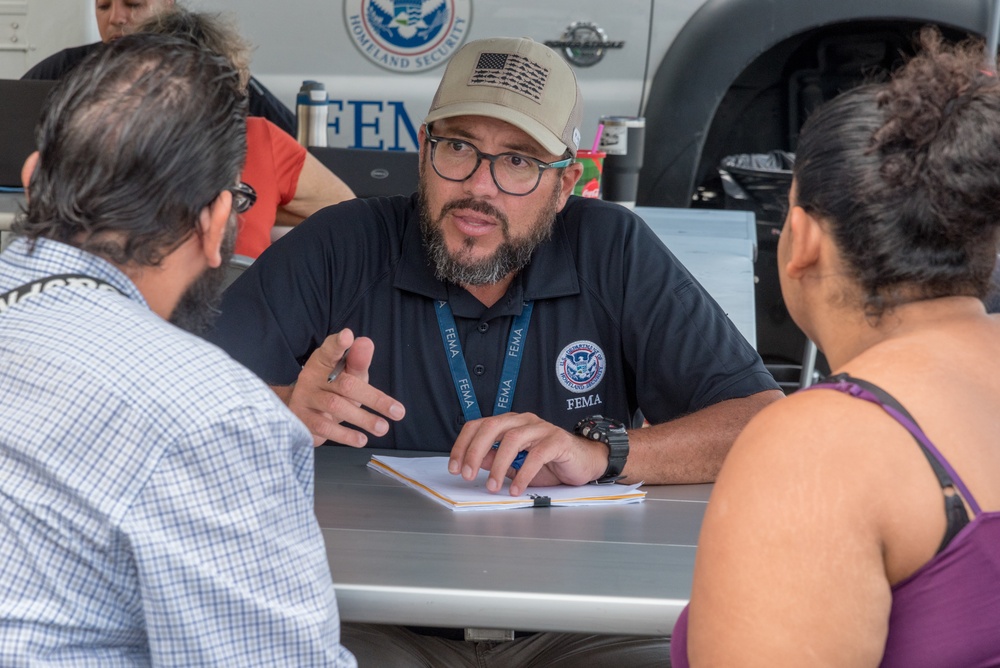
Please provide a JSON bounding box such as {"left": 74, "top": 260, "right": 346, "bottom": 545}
{"left": 434, "top": 300, "right": 534, "bottom": 421}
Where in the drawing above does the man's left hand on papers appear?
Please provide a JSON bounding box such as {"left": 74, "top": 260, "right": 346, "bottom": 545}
{"left": 449, "top": 412, "right": 609, "bottom": 496}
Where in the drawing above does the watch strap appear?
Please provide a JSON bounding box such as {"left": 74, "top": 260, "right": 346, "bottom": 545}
{"left": 574, "top": 415, "right": 629, "bottom": 484}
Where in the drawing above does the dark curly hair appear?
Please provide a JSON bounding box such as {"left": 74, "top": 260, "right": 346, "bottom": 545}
{"left": 14, "top": 33, "right": 247, "bottom": 267}
{"left": 794, "top": 27, "right": 1000, "bottom": 317}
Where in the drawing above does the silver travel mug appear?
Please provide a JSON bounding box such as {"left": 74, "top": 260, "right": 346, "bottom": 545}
{"left": 296, "top": 80, "right": 329, "bottom": 147}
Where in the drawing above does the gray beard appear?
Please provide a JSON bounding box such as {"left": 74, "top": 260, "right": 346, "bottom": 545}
{"left": 169, "top": 215, "right": 237, "bottom": 335}
{"left": 418, "top": 179, "right": 558, "bottom": 287}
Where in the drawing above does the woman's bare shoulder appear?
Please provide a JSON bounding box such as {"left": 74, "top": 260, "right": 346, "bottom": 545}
{"left": 720, "top": 385, "right": 893, "bottom": 479}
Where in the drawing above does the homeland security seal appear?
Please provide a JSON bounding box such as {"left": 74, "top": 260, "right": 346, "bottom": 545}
{"left": 345, "top": 0, "right": 472, "bottom": 73}
{"left": 556, "top": 341, "right": 606, "bottom": 394}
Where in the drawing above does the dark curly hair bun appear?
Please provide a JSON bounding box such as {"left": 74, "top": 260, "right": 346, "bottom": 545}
{"left": 794, "top": 27, "right": 1000, "bottom": 317}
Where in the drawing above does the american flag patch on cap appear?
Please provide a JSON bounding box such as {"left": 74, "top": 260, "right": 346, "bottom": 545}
{"left": 469, "top": 52, "right": 548, "bottom": 102}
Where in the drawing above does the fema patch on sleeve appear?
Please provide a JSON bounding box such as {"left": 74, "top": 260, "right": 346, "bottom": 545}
{"left": 556, "top": 341, "right": 606, "bottom": 393}
{"left": 345, "top": 0, "right": 472, "bottom": 73}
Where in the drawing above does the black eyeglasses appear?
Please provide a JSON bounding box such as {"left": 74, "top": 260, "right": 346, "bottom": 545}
{"left": 424, "top": 124, "right": 573, "bottom": 196}
{"left": 228, "top": 181, "right": 257, "bottom": 213}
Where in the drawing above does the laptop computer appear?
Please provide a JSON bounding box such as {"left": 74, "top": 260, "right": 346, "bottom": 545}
{"left": 308, "top": 146, "right": 419, "bottom": 199}
{"left": 0, "top": 79, "right": 59, "bottom": 189}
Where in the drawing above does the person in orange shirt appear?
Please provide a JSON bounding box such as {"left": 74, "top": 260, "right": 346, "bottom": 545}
{"left": 140, "top": 8, "right": 355, "bottom": 259}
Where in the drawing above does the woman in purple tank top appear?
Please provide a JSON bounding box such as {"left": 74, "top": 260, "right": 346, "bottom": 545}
{"left": 674, "top": 28, "right": 1000, "bottom": 667}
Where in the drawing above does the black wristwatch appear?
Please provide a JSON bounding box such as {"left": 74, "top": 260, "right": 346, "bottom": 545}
{"left": 574, "top": 415, "right": 629, "bottom": 484}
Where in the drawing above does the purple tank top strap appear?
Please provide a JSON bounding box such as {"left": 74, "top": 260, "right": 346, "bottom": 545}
{"left": 803, "top": 375, "right": 981, "bottom": 515}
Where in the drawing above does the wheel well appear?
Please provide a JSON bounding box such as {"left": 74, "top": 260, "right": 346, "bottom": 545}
{"left": 637, "top": 15, "right": 977, "bottom": 372}
{"left": 637, "top": 0, "right": 988, "bottom": 209}
{"left": 692, "top": 20, "right": 973, "bottom": 207}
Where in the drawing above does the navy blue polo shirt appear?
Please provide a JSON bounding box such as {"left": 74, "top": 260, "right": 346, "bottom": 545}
{"left": 208, "top": 194, "right": 778, "bottom": 450}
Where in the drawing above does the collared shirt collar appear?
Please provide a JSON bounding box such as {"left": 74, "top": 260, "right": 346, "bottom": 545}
{"left": 2, "top": 236, "right": 148, "bottom": 307}
{"left": 393, "top": 194, "right": 580, "bottom": 318}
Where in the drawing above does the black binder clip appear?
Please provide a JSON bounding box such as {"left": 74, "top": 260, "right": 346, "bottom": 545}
{"left": 529, "top": 494, "right": 551, "bottom": 508}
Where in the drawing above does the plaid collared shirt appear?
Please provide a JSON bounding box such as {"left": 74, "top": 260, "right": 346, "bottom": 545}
{"left": 0, "top": 237, "right": 355, "bottom": 667}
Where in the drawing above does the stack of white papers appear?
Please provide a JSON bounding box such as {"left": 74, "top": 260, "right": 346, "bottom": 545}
{"left": 368, "top": 455, "right": 646, "bottom": 511}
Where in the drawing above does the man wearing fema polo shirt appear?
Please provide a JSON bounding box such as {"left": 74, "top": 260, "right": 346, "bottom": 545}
{"left": 208, "top": 37, "right": 781, "bottom": 494}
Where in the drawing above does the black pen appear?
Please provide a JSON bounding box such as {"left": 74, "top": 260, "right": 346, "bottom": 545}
{"left": 327, "top": 348, "right": 350, "bottom": 383}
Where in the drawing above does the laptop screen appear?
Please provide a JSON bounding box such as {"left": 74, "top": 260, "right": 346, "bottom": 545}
{"left": 0, "top": 79, "right": 59, "bottom": 189}
{"left": 308, "top": 146, "right": 418, "bottom": 199}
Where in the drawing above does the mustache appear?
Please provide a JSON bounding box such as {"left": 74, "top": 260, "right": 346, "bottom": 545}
{"left": 439, "top": 197, "right": 509, "bottom": 232}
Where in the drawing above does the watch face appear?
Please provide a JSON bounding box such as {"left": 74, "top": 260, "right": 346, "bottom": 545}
{"left": 575, "top": 415, "right": 625, "bottom": 438}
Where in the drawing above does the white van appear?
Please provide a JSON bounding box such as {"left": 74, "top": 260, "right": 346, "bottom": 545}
{"left": 9, "top": 0, "right": 990, "bottom": 207}
{"left": 195, "top": 0, "right": 989, "bottom": 207}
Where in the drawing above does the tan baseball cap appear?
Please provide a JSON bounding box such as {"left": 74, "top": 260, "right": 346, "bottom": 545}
{"left": 424, "top": 37, "right": 583, "bottom": 157}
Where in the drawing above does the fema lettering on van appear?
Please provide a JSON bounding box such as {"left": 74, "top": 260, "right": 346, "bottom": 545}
{"left": 328, "top": 99, "right": 419, "bottom": 151}
{"left": 345, "top": 0, "right": 471, "bottom": 74}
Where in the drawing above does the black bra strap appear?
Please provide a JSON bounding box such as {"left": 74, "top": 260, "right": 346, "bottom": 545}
{"left": 807, "top": 373, "right": 970, "bottom": 554}
{"left": 820, "top": 374, "right": 955, "bottom": 487}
